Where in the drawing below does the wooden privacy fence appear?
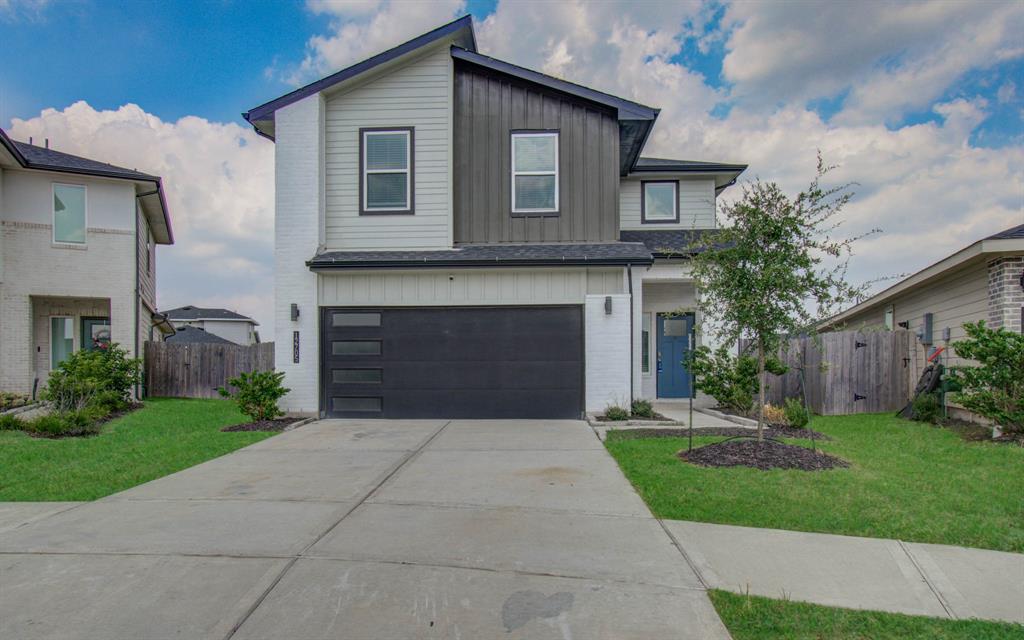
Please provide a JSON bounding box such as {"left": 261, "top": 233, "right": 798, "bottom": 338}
{"left": 740, "top": 330, "right": 913, "bottom": 415}
{"left": 144, "top": 342, "right": 275, "bottom": 398}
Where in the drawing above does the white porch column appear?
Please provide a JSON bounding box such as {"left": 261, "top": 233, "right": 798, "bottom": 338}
{"left": 274, "top": 93, "right": 325, "bottom": 415}
{"left": 630, "top": 265, "right": 644, "bottom": 400}
{"left": 585, "top": 293, "right": 632, "bottom": 412}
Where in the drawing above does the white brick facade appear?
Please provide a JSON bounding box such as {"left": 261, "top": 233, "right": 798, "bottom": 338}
{"left": 273, "top": 94, "right": 325, "bottom": 415}
{"left": 988, "top": 256, "right": 1023, "bottom": 333}
{"left": 585, "top": 293, "right": 632, "bottom": 411}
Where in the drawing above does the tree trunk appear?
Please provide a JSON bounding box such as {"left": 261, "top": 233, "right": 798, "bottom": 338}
{"left": 757, "top": 337, "right": 766, "bottom": 442}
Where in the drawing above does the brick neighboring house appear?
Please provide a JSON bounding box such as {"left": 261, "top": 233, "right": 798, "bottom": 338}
{"left": 0, "top": 128, "right": 174, "bottom": 397}
{"left": 243, "top": 16, "right": 747, "bottom": 418}
{"left": 819, "top": 223, "right": 1023, "bottom": 418}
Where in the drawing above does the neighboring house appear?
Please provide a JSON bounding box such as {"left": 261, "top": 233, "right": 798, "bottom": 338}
{"left": 164, "top": 325, "right": 235, "bottom": 345}
{"left": 244, "top": 16, "right": 745, "bottom": 418}
{"left": 819, "top": 223, "right": 1023, "bottom": 418}
{"left": 163, "top": 305, "right": 260, "bottom": 345}
{"left": 0, "top": 128, "right": 173, "bottom": 397}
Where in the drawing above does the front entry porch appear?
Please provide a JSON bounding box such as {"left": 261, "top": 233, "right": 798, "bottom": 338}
{"left": 635, "top": 274, "right": 700, "bottom": 401}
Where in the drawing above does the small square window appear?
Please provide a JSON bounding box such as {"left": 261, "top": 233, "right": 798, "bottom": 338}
{"left": 642, "top": 181, "right": 678, "bottom": 223}
{"left": 53, "top": 184, "right": 86, "bottom": 244}
{"left": 664, "top": 317, "right": 687, "bottom": 337}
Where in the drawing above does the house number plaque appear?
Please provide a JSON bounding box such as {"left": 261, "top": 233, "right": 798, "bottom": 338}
{"left": 293, "top": 331, "right": 300, "bottom": 363}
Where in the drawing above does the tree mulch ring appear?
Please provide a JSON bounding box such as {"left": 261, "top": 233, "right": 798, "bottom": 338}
{"left": 594, "top": 412, "right": 672, "bottom": 422}
{"left": 612, "top": 426, "right": 830, "bottom": 441}
{"left": 222, "top": 417, "right": 304, "bottom": 432}
{"left": 678, "top": 438, "right": 849, "bottom": 471}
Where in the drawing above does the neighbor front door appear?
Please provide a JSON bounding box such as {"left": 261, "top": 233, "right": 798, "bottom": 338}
{"left": 656, "top": 313, "right": 694, "bottom": 398}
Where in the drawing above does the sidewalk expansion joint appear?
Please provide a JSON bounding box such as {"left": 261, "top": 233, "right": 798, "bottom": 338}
{"left": 898, "top": 539, "right": 957, "bottom": 619}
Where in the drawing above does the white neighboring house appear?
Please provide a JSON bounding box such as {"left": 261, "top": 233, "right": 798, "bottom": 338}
{"left": 0, "top": 128, "right": 174, "bottom": 397}
{"left": 244, "top": 16, "right": 746, "bottom": 418}
{"left": 163, "top": 306, "right": 260, "bottom": 345}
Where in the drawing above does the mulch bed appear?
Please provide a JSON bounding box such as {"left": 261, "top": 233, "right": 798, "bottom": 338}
{"left": 594, "top": 412, "right": 672, "bottom": 422}
{"left": 679, "top": 439, "right": 849, "bottom": 471}
{"left": 221, "top": 417, "right": 304, "bottom": 432}
{"left": 612, "top": 426, "right": 830, "bottom": 441}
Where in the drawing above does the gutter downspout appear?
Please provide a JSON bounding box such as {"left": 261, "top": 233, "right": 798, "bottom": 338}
{"left": 133, "top": 198, "right": 141, "bottom": 400}
{"left": 627, "top": 263, "right": 635, "bottom": 405}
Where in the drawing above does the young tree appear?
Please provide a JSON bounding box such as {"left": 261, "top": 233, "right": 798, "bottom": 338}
{"left": 690, "top": 154, "right": 873, "bottom": 439}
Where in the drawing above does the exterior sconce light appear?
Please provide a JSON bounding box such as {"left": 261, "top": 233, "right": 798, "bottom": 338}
{"left": 604, "top": 296, "right": 612, "bottom": 315}
{"left": 290, "top": 303, "right": 300, "bottom": 321}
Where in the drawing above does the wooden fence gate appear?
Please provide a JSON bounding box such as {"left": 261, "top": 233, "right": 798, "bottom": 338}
{"left": 741, "top": 330, "right": 913, "bottom": 415}
{"left": 144, "top": 342, "right": 275, "bottom": 398}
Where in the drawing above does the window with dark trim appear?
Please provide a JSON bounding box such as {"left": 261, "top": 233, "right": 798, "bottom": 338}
{"left": 511, "top": 130, "right": 559, "bottom": 215}
{"left": 641, "top": 180, "right": 679, "bottom": 224}
{"left": 360, "top": 127, "right": 414, "bottom": 214}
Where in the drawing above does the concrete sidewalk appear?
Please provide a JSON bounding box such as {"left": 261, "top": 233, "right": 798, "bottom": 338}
{"left": 667, "top": 520, "right": 1024, "bottom": 624}
{"left": 0, "top": 419, "right": 729, "bottom": 639}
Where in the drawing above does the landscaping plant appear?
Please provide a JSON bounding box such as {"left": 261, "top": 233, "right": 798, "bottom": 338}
{"left": 689, "top": 154, "right": 872, "bottom": 439}
{"left": 911, "top": 392, "right": 943, "bottom": 425}
{"left": 631, "top": 399, "right": 655, "bottom": 418}
{"left": 43, "top": 344, "right": 141, "bottom": 413}
{"left": 603, "top": 405, "right": 630, "bottom": 421}
{"left": 688, "top": 345, "right": 785, "bottom": 415}
{"left": 762, "top": 403, "right": 788, "bottom": 425}
{"left": 219, "top": 370, "right": 290, "bottom": 422}
{"left": 783, "top": 397, "right": 810, "bottom": 428}
{"left": 0, "top": 392, "right": 30, "bottom": 410}
{"left": 948, "top": 321, "right": 1024, "bottom": 434}
{"left": 0, "top": 413, "right": 25, "bottom": 431}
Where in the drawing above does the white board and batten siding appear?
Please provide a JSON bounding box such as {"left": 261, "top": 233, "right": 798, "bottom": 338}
{"left": 619, "top": 177, "right": 717, "bottom": 230}
{"left": 318, "top": 267, "right": 624, "bottom": 307}
{"left": 323, "top": 45, "right": 452, "bottom": 250}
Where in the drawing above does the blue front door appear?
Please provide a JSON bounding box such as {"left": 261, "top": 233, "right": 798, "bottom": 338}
{"left": 657, "top": 313, "right": 694, "bottom": 398}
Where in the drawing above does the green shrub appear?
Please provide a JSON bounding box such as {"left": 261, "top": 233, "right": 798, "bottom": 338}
{"left": 631, "top": 399, "right": 655, "bottom": 418}
{"left": 0, "top": 392, "right": 30, "bottom": 410}
{"left": 0, "top": 413, "right": 26, "bottom": 431}
{"left": 784, "top": 397, "right": 810, "bottom": 428}
{"left": 219, "top": 370, "right": 290, "bottom": 422}
{"left": 23, "top": 411, "right": 103, "bottom": 438}
{"left": 947, "top": 321, "right": 1023, "bottom": 434}
{"left": 43, "top": 344, "right": 141, "bottom": 413}
{"left": 688, "top": 346, "right": 785, "bottom": 414}
{"left": 604, "top": 405, "right": 630, "bottom": 421}
{"left": 911, "top": 392, "right": 943, "bottom": 424}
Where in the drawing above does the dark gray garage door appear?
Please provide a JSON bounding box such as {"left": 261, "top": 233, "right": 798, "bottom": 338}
{"left": 321, "top": 306, "right": 583, "bottom": 419}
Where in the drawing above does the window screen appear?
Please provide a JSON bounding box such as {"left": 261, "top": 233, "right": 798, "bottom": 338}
{"left": 512, "top": 133, "right": 558, "bottom": 213}
{"left": 53, "top": 184, "right": 86, "bottom": 243}
{"left": 363, "top": 130, "right": 411, "bottom": 211}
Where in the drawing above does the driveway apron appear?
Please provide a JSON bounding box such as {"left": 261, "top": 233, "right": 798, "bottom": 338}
{"left": 0, "top": 418, "right": 727, "bottom": 639}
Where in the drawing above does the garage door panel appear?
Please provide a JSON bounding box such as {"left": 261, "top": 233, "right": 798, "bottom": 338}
{"left": 322, "top": 306, "right": 583, "bottom": 419}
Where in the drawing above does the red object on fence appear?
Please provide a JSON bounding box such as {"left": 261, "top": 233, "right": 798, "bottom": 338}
{"left": 927, "top": 346, "right": 945, "bottom": 362}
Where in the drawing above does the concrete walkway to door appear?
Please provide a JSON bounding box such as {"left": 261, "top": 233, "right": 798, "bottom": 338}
{"left": 0, "top": 419, "right": 729, "bottom": 639}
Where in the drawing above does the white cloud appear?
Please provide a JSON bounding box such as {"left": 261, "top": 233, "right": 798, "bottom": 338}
{"left": 7, "top": 102, "right": 277, "bottom": 336}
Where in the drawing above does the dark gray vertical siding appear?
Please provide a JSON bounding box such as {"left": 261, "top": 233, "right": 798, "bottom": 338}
{"left": 453, "top": 65, "right": 620, "bottom": 244}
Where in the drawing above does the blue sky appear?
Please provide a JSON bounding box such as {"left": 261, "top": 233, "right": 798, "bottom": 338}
{"left": 1, "top": 0, "right": 1021, "bottom": 335}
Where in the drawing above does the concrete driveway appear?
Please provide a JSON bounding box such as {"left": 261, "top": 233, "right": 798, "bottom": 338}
{"left": 0, "top": 419, "right": 728, "bottom": 639}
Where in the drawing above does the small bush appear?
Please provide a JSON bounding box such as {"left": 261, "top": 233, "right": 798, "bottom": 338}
{"left": 911, "top": 392, "right": 943, "bottom": 424}
{"left": 689, "top": 346, "right": 787, "bottom": 415}
{"left": 762, "top": 404, "right": 788, "bottom": 425}
{"left": 604, "top": 405, "right": 630, "bottom": 421}
{"left": 23, "top": 411, "right": 104, "bottom": 438}
{"left": 43, "top": 344, "right": 141, "bottom": 413}
{"left": 0, "top": 392, "right": 30, "bottom": 410}
{"left": 219, "top": 370, "right": 290, "bottom": 422}
{"left": 784, "top": 398, "right": 810, "bottom": 428}
{"left": 631, "top": 399, "right": 655, "bottom": 418}
{"left": 0, "top": 413, "right": 26, "bottom": 431}
{"left": 947, "top": 321, "right": 1023, "bottom": 434}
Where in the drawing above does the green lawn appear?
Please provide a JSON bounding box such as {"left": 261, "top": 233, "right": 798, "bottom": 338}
{"left": 605, "top": 413, "right": 1024, "bottom": 552}
{"left": 0, "top": 398, "right": 277, "bottom": 501}
{"left": 709, "top": 590, "right": 1024, "bottom": 640}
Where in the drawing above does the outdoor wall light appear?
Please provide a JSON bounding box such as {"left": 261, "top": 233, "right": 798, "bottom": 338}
{"left": 290, "top": 303, "right": 300, "bottom": 321}
{"left": 605, "top": 296, "right": 612, "bottom": 315}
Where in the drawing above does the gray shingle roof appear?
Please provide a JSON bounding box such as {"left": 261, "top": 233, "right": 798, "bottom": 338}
{"left": 164, "top": 306, "right": 255, "bottom": 322}
{"left": 986, "top": 223, "right": 1024, "bottom": 240}
{"left": 619, "top": 229, "right": 716, "bottom": 257}
{"left": 164, "top": 326, "right": 235, "bottom": 345}
{"left": 11, "top": 139, "right": 159, "bottom": 181}
{"left": 308, "top": 242, "right": 654, "bottom": 269}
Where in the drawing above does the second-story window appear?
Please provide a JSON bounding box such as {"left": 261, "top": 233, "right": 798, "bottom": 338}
{"left": 641, "top": 180, "right": 679, "bottom": 224}
{"left": 511, "top": 131, "right": 558, "bottom": 214}
{"left": 361, "top": 128, "right": 413, "bottom": 214}
{"left": 53, "top": 183, "right": 86, "bottom": 244}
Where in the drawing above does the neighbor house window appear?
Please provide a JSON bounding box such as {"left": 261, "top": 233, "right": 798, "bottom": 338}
{"left": 360, "top": 128, "right": 413, "bottom": 213}
{"left": 642, "top": 313, "right": 652, "bottom": 374}
{"left": 511, "top": 131, "right": 558, "bottom": 214}
{"left": 53, "top": 183, "right": 86, "bottom": 244}
{"left": 642, "top": 181, "right": 678, "bottom": 223}
{"left": 50, "top": 317, "right": 75, "bottom": 369}
{"left": 885, "top": 305, "right": 895, "bottom": 331}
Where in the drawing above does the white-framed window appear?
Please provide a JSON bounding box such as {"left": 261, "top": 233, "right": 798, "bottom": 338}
{"left": 361, "top": 128, "right": 413, "bottom": 213}
{"left": 884, "top": 305, "right": 895, "bottom": 331}
{"left": 50, "top": 316, "right": 75, "bottom": 370}
{"left": 53, "top": 183, "right": 87, "bottom": 244}
{"left": 511, "top": 131, "right": 558, "bottom": 213}
{"left": 641, "top": 180, "right": 678, "bottom": 223}
{"left": 642, "top": 313, "right": 652, "bottom": 374}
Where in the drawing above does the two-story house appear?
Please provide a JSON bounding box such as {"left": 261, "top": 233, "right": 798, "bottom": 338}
{"left": 245, "top": 16, "right": 745, "bottom": 419}
{"left": 0, "top": 127, "right": 173, "bottom": 397}
{"left": 164, "top": 305, "right": 261, "bottom": 345}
